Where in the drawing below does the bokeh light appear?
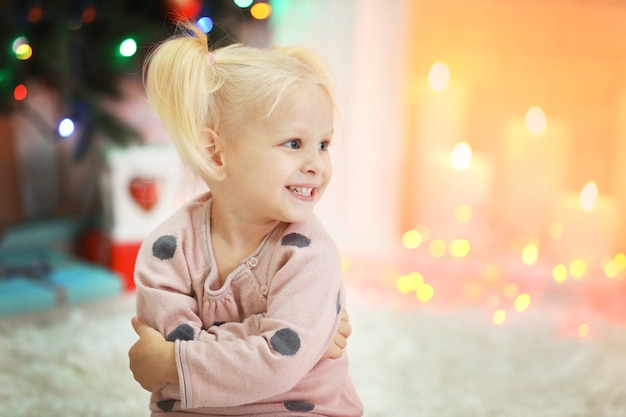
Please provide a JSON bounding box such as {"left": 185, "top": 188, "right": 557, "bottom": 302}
{"left": 197, "top": 16, "right": 214, "bottom": 33}
{"left": 449, "top": 239, "right": 470, "bottom": 258}
{"left": 525, "top": 106, "right": 546, "bottom": 135}
{"left": 58, "top": 118, "right": 75, "bottom": 137}
{"left": 250, "top": 2, "right": 272, "bottom": 19}
{"left": 119, "top": 38, "right": 137, "bottom": 57}
{"left": 429, "top": 240, "right": 447, "bottom": 258}
{"left": 13, "top": 84, "right": 27, "bottom": 101}
{"left": 450, "top": 141, "right": 472, "bottom": 171}
{"left": 402, "top": 229, "right": 423, "bottom": 249}
{"left": 579, "top": 181, "right": 598, "bottom": 212}
{"left": 427, "top": 60, "right": 450, "bottom": 91}
{"left": 234, "top": 0, "right": 254, "bottom": 7}
{"left": 552, "top": 264, "right": 568, "bottom": 284}
{"left": 514, "top": 293, "right": 531, "bottom": 312}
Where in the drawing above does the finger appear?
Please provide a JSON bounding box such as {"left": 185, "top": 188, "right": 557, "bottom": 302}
{"left": 325, "top": 344, "right": 343, "bottom": 359}
{"left": 131, "top": 316, "right": 150, "bottom": 335}
{"left": 337, "top": 318, "right": 352, "bottom": 339}
{"left": 341, "top": 309, "right": 349, "bottom": 321}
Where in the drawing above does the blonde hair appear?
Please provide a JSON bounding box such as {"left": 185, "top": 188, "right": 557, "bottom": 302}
{"left": 143, "top": 23, "right": 337, "bottom": 182}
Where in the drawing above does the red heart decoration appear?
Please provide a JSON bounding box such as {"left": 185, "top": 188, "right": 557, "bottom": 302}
{"left": 128, "top": 176, "right": 159, "bottom": 212}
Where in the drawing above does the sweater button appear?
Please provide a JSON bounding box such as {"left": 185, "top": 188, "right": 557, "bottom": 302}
{"left": 260, "top": 285, "right": 269, "bottom": 296}
{"left": 246, "top": 257, "right": 258, "bottom": 268}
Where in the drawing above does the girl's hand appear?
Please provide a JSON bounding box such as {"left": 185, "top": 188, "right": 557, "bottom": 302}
{"left": 128, "top": 317, "right": 178, "bottom": 393}
{"left": 324, "top": 309, "right": 352, "bottom": 359}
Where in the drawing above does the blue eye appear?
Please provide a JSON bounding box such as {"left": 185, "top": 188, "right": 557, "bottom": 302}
{"left": 284, "top": 139, "right": 301, "bottom": 149}
{"left": 319, "top": 140, "right": 331, "bottom": 151}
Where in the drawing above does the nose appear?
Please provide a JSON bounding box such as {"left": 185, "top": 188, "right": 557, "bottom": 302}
{"left": 302, "top": 149, "right": 325, "bottom": 175}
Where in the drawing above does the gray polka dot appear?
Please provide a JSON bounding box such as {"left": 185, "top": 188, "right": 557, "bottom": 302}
{"left": 270, "top": 328, "right": 301, "bottom": 356}
{"left": 284, "top": 400, "right": 315, "bottom": 412}
{"left": 152, "top": 235, "right": 177, "bottom": 260}
{"left": 157, "top": 399, "right": 175, "bottom": 411}
{"left": 167, "top": 323, "right": 195, "bottom": 341}
{"left": 281, "top": 233, "right": 311, "bottom": 248}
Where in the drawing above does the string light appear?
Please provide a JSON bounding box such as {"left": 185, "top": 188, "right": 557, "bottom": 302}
{"left": 250, "top": 2, "right": 272, "bottom": 19}
{"left": 13, "top": 84, "right": 27, "bottom": 101}
{"left": 119, "top": 38, "right": 137, "bottom": 57}
{"left": 58, "top": 118, "right": 75, "bottom": 138}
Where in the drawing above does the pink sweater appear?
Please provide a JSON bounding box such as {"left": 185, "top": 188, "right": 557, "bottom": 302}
{"left": 134, "top": 192, "right": 363, "bottom": 416}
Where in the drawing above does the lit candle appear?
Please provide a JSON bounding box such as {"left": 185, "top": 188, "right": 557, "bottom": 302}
{"left": 499, "top": 107, "right": 569, "bottom": 238}
{"left": 550, "top": 181, "right": 619, "bottom": 266}
{"left": 413, "top": 142, "right": 493, "bottom": 245}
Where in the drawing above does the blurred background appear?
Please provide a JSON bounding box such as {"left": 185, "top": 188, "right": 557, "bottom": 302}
{"left": 2, "top": 1, "right": 626, "bottom": 415}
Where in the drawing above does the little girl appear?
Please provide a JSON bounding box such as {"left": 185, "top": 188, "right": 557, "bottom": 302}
{"left": 127, "top": 22, "right": 363, "bottom": 416}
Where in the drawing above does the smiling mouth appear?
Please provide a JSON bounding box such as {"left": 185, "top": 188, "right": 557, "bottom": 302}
{"left": 288, "top": 186, "right": 314, "bottom": 197}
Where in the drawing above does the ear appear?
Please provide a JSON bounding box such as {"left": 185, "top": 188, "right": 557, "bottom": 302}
{"left": 202, "top": 128, "right": 225, "bottom": 168}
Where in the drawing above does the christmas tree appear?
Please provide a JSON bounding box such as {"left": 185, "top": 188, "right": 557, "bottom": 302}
{"left": 0, "top": 0, "right": 263, "bottom": 159}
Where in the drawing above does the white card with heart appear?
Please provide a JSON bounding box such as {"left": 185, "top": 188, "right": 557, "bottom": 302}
{"left": 99, "top": 144, "right": 206, "bottom": 243}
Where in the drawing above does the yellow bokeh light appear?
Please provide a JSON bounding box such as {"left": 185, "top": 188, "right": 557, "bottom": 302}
{"left": 579, "top": 181, "right": 598, "bottom": 212}
{"left": 577, "top": 323, "right": 590, "bottom": 338}
{"left": 396, "top": 272, "right": 424, "bottom": 293}
{"left": 250, "top": 2, "right": 272, "bottom": 19}
{"left": 402, "top": 229, "right": 423, "bottom": 249}
{"left": 449, "top": 239, "right": 470, "bottom": 258}
{"left": 614, "top": 253, "right": 626, "bottom": 271}
{"left": 603, "top": 260, "right": 619, "bottom": 279}
{"left": 455, "top": 205, "right": 472, "bottom": 223}
{"left": 552, "top": 264, "right": 568, "bottom": 283}
{"left": 514, "top": 293, "right": 531, "bottom": 312}
{"left": 549, "top": 222, "right": 563, "bottom": 240}
{"left": 521, "top": 240, "right": 540, "bottom": 266}
{"left": 416, "top": 283, "right": 434, "bottom": 302}
{"left": 15, "top": 43, "right": 33, "bottom": 60}
{"left": 450, "top": 142, "right": 472, "bottom": 171}
{"left": 492, "top": 309, "right": 507, "bottom": 325}
{"left": 525, "top": 106, "right": 546, "bottom": 135}
{"left": 429, "top": 239, "right": 447, "bottom": 258}
{"left": 569, "top": 259, "right": 588, "bottom": 279}
{"left": 427, "top": 61, "right": 450, "bottom": 91}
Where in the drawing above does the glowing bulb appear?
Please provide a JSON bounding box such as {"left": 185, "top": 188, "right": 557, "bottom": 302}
{"left": 402, "top": 229, "right": 423, "bottom": 249}
{"left": 197, "top": 17, "right": 213, "bottom": 33}
{"left": 569, "top": 259, "right": 588, "bottom": 279}
{"left": 416, "top": 284, "right": 434, "bottom": 302}
{"left": 397, "top": 272, "right": 424, "bottom": 293}
{"left": 58, "top": 118, "right": 75, "bottom": 137}
{"left": 552, "top": 264, "right": 568, "bottom": 284}
{"left": 250, "top": 2, "right": 272, "bottom": 19}
{"left": 521, "top": 240, "right": 539, "bottom": 266}
{"left": 449, "top": 239, "right": 470, "bottom": 258}
{"left": 13, "top": 84, "right": 27, "bottom": 101}
{"left": 492, "top": 309, "right": 507, "bottom": 325}
{"left": 514, "top": 293, "right": 531, "bottom": 312}
{"left": 450, "top": 142, "right": 472, "bottom": 171}
{"left": 427, "top": 61, "right": 450, "bottom": 91}
{"left": 579, "top": 181, "right": 598, "bottom": 212}
{"left": 234, "top": 0, "right": 253, "bottom": 7}
{"left": 429, "top": 240, "right": 447, "bottom": 258}
{"left": 15, "top": 44, "right": 32, "bottom": 60}
{"left": 525, "top": 106, "right": 546, "bottom": 135}
{"left": 119, "top": 38, "right": 137, "bottom": 57}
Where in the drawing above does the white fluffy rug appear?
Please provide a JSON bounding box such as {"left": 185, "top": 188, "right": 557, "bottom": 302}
{"left": 1, "top": 288, "right": 626, "bottom": 417}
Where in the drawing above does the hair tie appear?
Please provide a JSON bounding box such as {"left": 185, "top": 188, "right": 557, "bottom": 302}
{"left": 208, "top": 52, "right": 216, "bottom": 64}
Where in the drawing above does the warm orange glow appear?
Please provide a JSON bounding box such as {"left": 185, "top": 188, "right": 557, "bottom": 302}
{"left": 525, "top": 106, "right": 546, "bottom": 135}
{"left": 502, "top": 283, "right": 519, "bottom": 299}
{"left": 579, "top": 181, "right": 598, "bottom": 212}
{"left": 250, "top": 3, "right": 272, "bottom": 19}
{"left": 427, "top": 61, "right": 450, "bottom": 91}
{"left": 549, "top": 222, "right": 563, "bottom": 240}
{"left": 450, "top": 142, "right": 472, "bottom": 171}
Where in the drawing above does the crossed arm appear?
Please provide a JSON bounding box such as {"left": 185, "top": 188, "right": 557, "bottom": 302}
{"left": 128, "top": 309, "right": 352, "bottom": 393}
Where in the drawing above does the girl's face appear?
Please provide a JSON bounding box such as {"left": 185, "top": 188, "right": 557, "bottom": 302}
{"left": 219, "top": 85, "right": 334, "bottom": 225}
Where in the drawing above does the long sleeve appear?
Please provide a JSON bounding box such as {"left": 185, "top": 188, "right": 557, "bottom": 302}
{"left": 176, "top": 221, "right": 345, "bottom": 409}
